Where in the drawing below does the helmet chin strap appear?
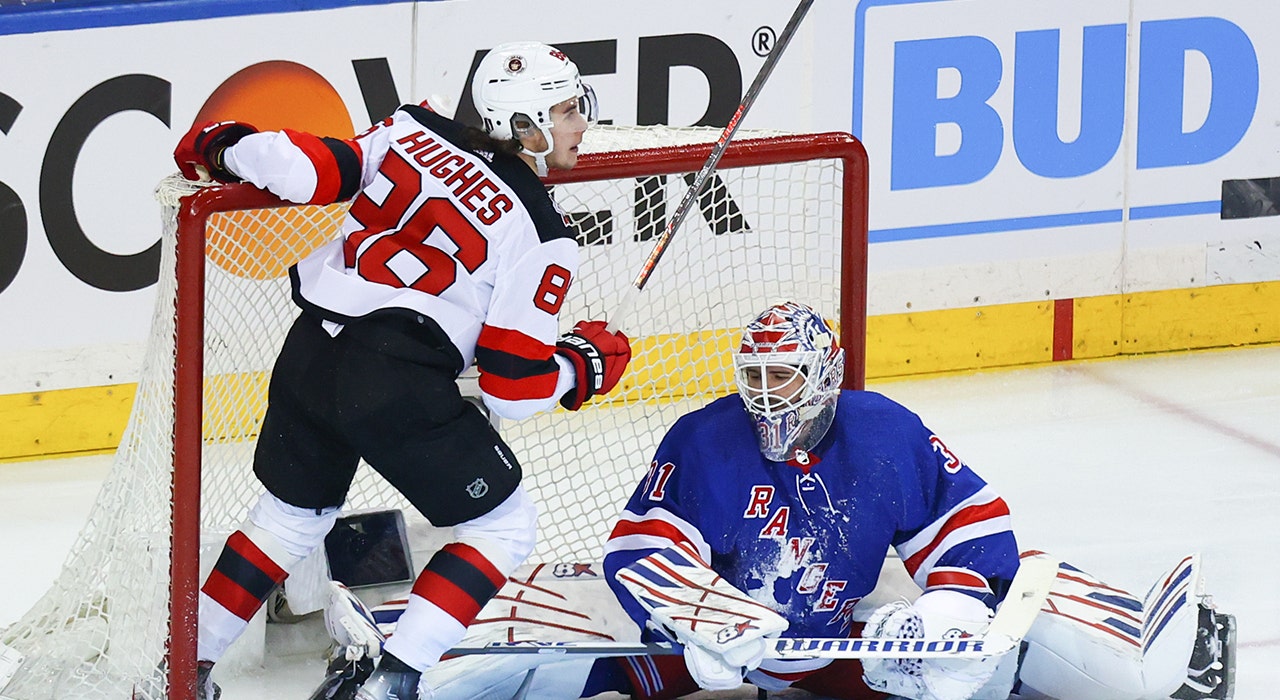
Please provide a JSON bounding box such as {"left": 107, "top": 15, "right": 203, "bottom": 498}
{"left": 522, "top": 126, "right": 556, "bottom": 177}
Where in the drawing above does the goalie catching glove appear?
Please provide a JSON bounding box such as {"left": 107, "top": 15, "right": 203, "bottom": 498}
{"left": 174, "top": 120, "right": 258, "bottom": 183}
{"left": 615, "top": 544, "right": 788, "bottom": 691}
{"left": 861, "top": 589, "right": 1011, "bottom": 700}
{"left": 556, "top": 320, "right": 631, "bottom": 411}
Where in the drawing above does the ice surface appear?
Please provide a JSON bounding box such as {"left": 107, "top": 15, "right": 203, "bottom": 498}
{"left": 2, "top": 345, "right": 1276, "bottom": 699}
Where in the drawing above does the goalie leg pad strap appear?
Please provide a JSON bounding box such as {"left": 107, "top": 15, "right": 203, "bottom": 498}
{"left": 324, "top": 581, "right": 385, "bottom": 660}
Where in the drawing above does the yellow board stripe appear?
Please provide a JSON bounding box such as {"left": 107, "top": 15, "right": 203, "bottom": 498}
{"left": 4, "top": 281, "right": 1278, "bottom": 462}
{"left": 0, "top": 384, "right": 135, "bottom": 462}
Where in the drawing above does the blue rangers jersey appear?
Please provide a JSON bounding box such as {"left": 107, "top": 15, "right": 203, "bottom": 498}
{"left": 604, "top": 391, "right": 1021, "bottom": 639}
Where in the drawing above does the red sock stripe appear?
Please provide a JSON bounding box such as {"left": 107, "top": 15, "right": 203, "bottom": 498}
{"left": 441, "top": 542, "right": 507, "bottom": 587}
{"left": 199, "top": 531, "right": 288, "bottom": 621}
{"left": 202, "top": 569, "right": 270, "bottom": 622}
{"left": 409, "top": 543, "right": 507, "bottom": 626}
{"left": 411, "top": 569, "right": 484, "bottom": 624}
{"left": 227, "top": 531, "right": 288, "bottom": 581}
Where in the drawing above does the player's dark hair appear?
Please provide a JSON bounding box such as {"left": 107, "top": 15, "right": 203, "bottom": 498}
{"left": 460, "top": 126, "right": 523, "bottom": 157}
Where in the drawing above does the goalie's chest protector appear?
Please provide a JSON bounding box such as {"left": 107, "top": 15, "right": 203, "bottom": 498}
{"left": 648, "top": 392, "right": 961, "bottom": 637}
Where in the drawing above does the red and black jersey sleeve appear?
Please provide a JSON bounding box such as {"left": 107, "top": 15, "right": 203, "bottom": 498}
{"left": 223, "top": 129, "right": 366, "bottom": 205}
{"left": 280, "top": 129, "right": 364, "bottom": 204}
{"left": 474, "top": 323, "right": 561, "bottom": 403}
{"left": 465, "top": 140, "right": 581, "bottom": 421}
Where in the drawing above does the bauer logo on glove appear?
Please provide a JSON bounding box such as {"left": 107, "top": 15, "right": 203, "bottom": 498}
{"left": 555, "top": 320, "right": 631, "bottom": 410}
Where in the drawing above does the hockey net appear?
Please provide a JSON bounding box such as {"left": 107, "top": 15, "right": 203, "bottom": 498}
{"left": 0, "top": 126, "right": 867, "bottom": 699}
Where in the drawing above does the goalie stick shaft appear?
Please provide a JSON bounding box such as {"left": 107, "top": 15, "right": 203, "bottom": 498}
{"left": 449, "top": 637, "right": 998, "bottom": 660}
{"left": 606, "top": 0, "right": 815, "bottom": 334}
{"left": 445, "top": 558, "right": 1060, "bottom": 661}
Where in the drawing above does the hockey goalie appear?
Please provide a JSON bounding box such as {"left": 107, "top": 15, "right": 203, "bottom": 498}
{"left": 304, "top": 301, "right": 1235, "bottom": 700}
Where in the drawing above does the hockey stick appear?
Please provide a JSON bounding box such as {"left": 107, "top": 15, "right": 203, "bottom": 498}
{"left": 446, "top": 557, "right": 1059, "bottom": 660}
{"left": 606, "top": 0, "right": 815, "bottom": 333}
{"left": 450, "top": 637, "right": 997, "bottom": 660}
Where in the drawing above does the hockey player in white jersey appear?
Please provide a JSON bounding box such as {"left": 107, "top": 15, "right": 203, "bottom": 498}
{"left": 310, "top": 301, "right": 1235, "bottom": 700}
{"left": 168, "top": 42, "right": 629, "bottom": 700}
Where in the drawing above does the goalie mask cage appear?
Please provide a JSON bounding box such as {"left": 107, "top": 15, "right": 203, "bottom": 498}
{"left": 0, "top": 126, "right": 867, "bottom": 699}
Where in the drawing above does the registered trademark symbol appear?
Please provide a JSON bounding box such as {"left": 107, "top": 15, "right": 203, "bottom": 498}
{"left": 753, "top": 26, "right": 777, "bottom": 57}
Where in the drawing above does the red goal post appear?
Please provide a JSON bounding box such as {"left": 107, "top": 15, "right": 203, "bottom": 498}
{"left": 0, "top": 127, "right": 866, "bottom": 700}
{"left": 167, "top": 129, "right": 867, "bottom": 695}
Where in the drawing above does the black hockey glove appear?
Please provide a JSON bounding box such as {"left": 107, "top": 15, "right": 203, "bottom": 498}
{"left": 174, "top": 120, "right": 258, "bottom": 183}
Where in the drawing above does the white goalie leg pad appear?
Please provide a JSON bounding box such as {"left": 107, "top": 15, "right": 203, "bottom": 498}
{"left": 324, "top": 581, "right": 385, "bottom": 661}
{"left": 1018, "top": 553, "right": 1201, "bottom": 700}
{"left": 417, "top": 560, "right": 625, "bottom": 699}
{"left": 611, "top": 542, "right": 783, "bottom": 665}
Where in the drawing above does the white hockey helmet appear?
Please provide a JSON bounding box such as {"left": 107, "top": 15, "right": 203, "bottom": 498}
{"left": 733, "top": 301, "right": 845, "bottom": 462}
{"left": 471, "top": 42, "right": 597, "bottom": 165}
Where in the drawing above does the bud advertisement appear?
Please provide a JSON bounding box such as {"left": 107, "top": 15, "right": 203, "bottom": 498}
{"left": 0, "top": 0, "right": 1275, "bottom": 400}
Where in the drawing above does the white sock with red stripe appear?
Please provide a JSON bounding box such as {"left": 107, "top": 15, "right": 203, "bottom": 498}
{"left": 380, "top": 488, "right": 536, "bottom": 671}
{"left": 382, "top": 541, "right": 510, "bottom": 671}
{"left": 197, "top": 493, "right": 340, "bottom": 662}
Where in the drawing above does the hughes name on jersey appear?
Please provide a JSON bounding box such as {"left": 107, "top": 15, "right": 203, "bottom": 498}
{"left": 603, "top": 391, "right": 1021, "bottom": 638}
{"left": 224, "top": 105, "right": 580, "bottom": 420}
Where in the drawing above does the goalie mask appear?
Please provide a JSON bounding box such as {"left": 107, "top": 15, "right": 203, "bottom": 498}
{"left": 472, "top": 41, "right": 598, "bottom": 174}
{"left": 733, "top": 301, "right": 845, "bottom": 462}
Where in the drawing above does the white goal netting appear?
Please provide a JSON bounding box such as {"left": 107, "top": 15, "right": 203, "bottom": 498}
{"left": 0, "top": 125, "right": 866, "bottom": 699}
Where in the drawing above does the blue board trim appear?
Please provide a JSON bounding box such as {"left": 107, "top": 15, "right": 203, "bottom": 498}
{"left": 0, "top": 0, "right": 431, "bottom": 36}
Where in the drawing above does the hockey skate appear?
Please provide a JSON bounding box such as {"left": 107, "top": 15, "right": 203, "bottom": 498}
{"left": 195, "top": 661, "right": 221, "bottom": 700}
{"left": 131, "top": 659, "right": 220, "bottom": 700}
{"left": 307, "top": 653, "right": 375, "bottom": 700}
{"left": 353, "top": 653, "right": 424, "bottom": 700}
{"left": 1172, "top": 601, "right": 1236, "bottom": 699}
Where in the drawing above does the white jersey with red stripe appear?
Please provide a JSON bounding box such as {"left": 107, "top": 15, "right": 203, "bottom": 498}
{"left": 603, "top": 391, "right": 1022, "bottom": 641}
{"left": 223, "top": 105, "right": 579, "bottom": 420}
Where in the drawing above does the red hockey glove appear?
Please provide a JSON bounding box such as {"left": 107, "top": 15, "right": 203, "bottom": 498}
{"left": 174, "top": 120, "right": 258, "bottom": 183}
{"left": 556, "top": 320, "right": 631, "bottom": 411}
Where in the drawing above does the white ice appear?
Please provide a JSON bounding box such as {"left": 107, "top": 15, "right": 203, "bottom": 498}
{"left": 2, "top": 345, "right": 1277, "bottom": 699}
